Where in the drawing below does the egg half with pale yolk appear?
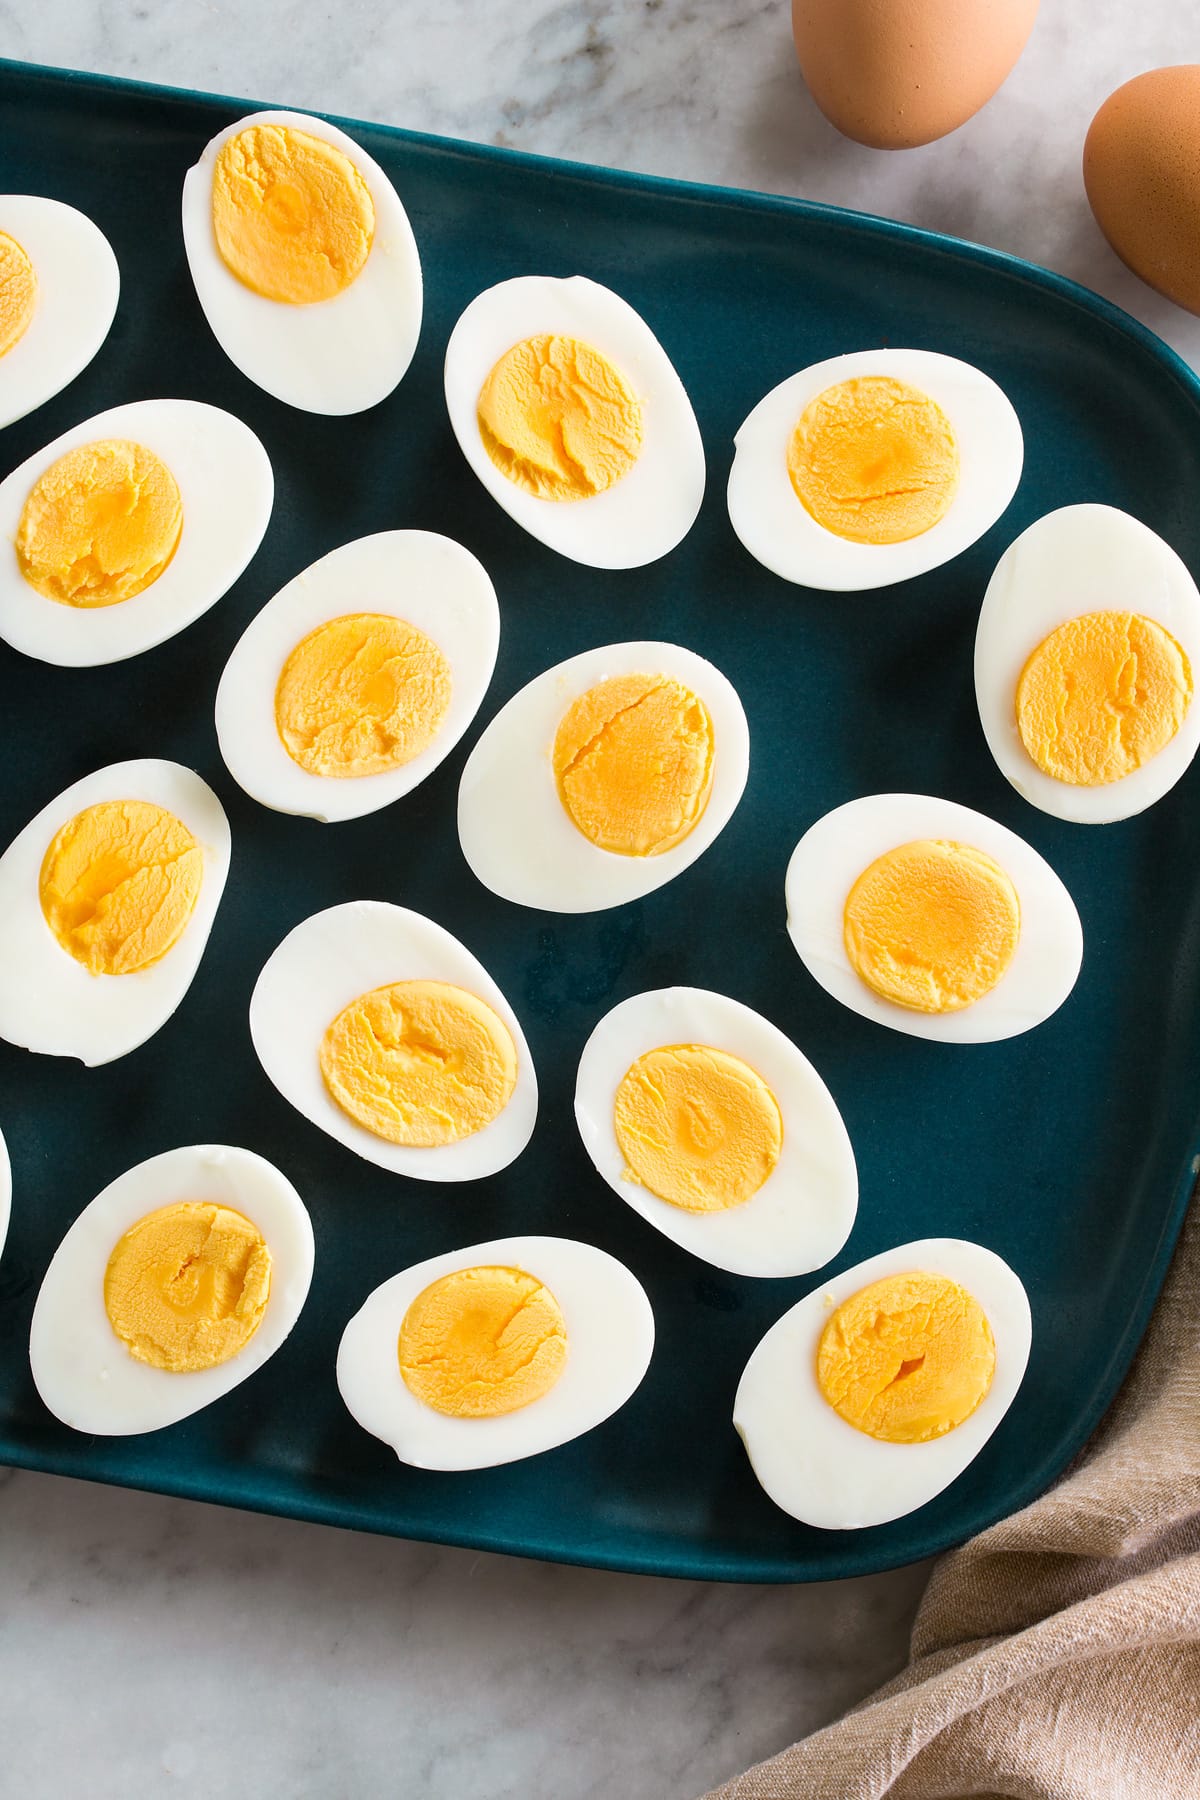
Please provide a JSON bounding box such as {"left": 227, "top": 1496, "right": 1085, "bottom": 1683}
{"left": 574, "top": 987, "right": 857, "bottom": 1277}
{"left": 337, "top": 1234, "right": 654, "bottom": 1470}
{"left": 29, "top": 1144, "right": 314, "bottom": 1436}
{"left": 735, "top": 1237, "right": 1031, "bottom": 1529}
{"left": 727, "top": 349, "right": 1022, "bottom": 590}
{"left": 975, "top": 504, "right": 1200, "bottom": 823}
{"left": 0, "top": 195, "right": 119, "bottom": 429}
{"left": 458, "top": 640, "right": 749, "bottom": 912}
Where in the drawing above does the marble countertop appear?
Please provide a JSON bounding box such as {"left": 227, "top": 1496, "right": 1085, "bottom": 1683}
{"left": 2, "top": 4, "right": 1196, "bottom": 1796}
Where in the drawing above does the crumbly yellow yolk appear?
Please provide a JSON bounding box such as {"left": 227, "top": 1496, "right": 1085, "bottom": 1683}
{"left": 398, "top": 1264, "right": 568, "bottom": 1418}
{"left": 212, "top": 123, "right": 375, "bottom": 304}
{"left": 39, "top": 799, "right": 203, "bottom": 977}
{"left": 16, "top": 439, "right": 183, "bottom": 608}
{"left": 0, "top": 230, "right": 37, "bottom": 357}
{"left": 614, "top": 1043, "right": 783, "bottom": 1213}
{"left": 477, "top": 333, "right": 644, "bottom": 501}
{"left": 787, "top": 376, "right": 960, "bottom": 544}
{"left": 817, "top": 1270, "right": 996, "bottom": 1444}
{"left": 1015, "top": 610, "right": 1193, "bottom": 787}
{"left": 552, "top": 672, "right": 714, "bottom": 857}
{"left": 843, "top": 839, "right": 1020, "bottom": 1014}
{"left": 275, "top": 613, "right": 453, "bottom": 779}
{"left": 104, "top": 1202, "right": 272, "bottom": 1373}
{"left": 320, "top": 979, "right": 518, "bottom": 1147}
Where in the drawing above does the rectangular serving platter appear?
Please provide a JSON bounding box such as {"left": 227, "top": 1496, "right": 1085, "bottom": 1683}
{"left": 2, "top": 57, "right": 1200, "bottom": 1583}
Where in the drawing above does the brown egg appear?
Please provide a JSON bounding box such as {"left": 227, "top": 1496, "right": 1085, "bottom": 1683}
{"left": 792, "top": 0, "right": 1039, "bottom": 151}
{"left": 1084, "top": 67, "right": 1200, "bottom": 317}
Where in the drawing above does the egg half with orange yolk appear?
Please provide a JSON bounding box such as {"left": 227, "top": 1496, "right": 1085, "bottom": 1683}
{"left": 458, "top": 640, "right": 749, "bottom": 912}
{"left": 182, "top": 110, "right": 422, "bottom": 415}
{"left": 215, "top": 531, "right": 500, "bottom": 822}
{"left": 0, "top": 760, "right": 230, "bottom": 1066}
{"left": 30, "top": 1144, "right": 314, "bottom": 1436}
{"left": 735, "top": 1237, "right": 1031, "bottom": 1529}
{"left": 575, "top": 987, "right": 858, "bottom": 1278}
{"left": 728, "top": 349, "right": 1022, "bottom": 591}
{"left": 0, "top": 195, "right": 119, "bottom": 429}
{"left": 337, "top": 1235, "right": 654, "bottom": 1470}
{"left": 250, "top": 901, "right": 537, "bottom": 1181}
{"left": 785, "top": 793, "right": 1081, "bottom": 1044}
{"left": 975, "top": 505, "right": 1200, "bottom": 823}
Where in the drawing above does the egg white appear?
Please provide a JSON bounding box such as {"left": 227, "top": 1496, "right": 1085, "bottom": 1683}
{"left": 0, "top": 759, "right": 231, "bottom": 1066}
{"left": 727, "top": 348, "right": 1023, "bottom": 591}
{"left": 0, "top": 195, "right": 119, "bottom": 429}
{"left": 0, "top": 1124, "right": 10, "bottom": 1263}
{"left": 574, "top": 987, "right": 857, "bottom": 1278}
{"left": 250, "top": 900, "right": 538, "bottom": 1181}
{"left": 458, "top": 640, "right": 749, "bottom": 913}
{"left": 443, "top": 275, "right": 704, "bottom": 569}
{"left": 975, "top": 504, "right": 1200, "bottom": 823}
{"left": 337, "top": 1233, "right": 654, "bottom": 1470}
{"left": 785, "top": 793, "right": 1082, "bottom": 1044}
{"left": 29, "top": 1143, "right": 314, "bottom": 1436}
{"left": 735, "top": 1237, "right": 1032, "bottom": 1530}
{"left": 216, "top": 530, "right": 500, "bottom": 823}
{"left": 0, "top": 398, "right": 273, "bottom": 667}
{"left": 182, "top": 109, "right": 422, "bottom": 415}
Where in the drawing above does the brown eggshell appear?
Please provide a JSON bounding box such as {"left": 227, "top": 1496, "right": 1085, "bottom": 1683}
{"left": 1084, "top": 67, "right": 1200, "bottom": 317}
{"left": 792, "top": 0, "right": 1039, "bottom": 151}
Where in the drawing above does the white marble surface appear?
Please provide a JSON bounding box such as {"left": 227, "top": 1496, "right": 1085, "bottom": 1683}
{"left": 1, "top": 4, "right": 1196, "bottom": 1797}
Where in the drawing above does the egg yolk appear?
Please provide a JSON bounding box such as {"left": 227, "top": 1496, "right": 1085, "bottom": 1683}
{"left": 104, "top": 1201, "right": 272, "bottom": 1373}
{"left": 817, "top": 1270, "right": 995, "bottom": 1444}
{"left": 398, "top": 1263, "right": 568, "bottom": 1418}
{"left": 211, "top": 123, "right": 375, "bottom": 305}
{"left": 16, "top": 439, "right": 183, "bottom": 608}
{"left": 477, "top": 333, "right": 644, "bottom": 502}
{"left": 843, "top": 838, "right": 1020, "bottom": 1014}
{"left": 0, "top": 230, "right": 37, "bottom": 357}
{"left": 1015, "top": 610, "right": 1193, "bottom": 787}
{"left": 614, "top": 1044, "right": 782, "bottom": 1212}
{"left": 320, "top": 979, "right": 518, "bottom": 1147}
{"left": 552, "top": 672, "right": 714, "bottom": 857}
{"left": 787, "top": 376, "right": 960, "bottom": 545}
{"left": 39, "top": 799, "right": 204, "bottom": 977}
{"left": 275, "top": 613, "right": 453, "bottom": 779}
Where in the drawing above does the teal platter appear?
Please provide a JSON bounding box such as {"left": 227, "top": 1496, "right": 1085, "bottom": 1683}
{"left": 1, "top": 57, "right": 1198, "bottom": 1582}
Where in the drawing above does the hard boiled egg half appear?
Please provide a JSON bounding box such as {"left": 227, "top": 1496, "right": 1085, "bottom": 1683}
{"left": 574, "top": 988, "right": 857, "bottom": 1278}
{"left": 458, "top": 640, "right": 749, "bottom": 912}
{"left": 975, "top": 504, "right": 1200, "bottom": 822}
{"left": 444, "top": 275, "right": 704, "bottom": 568}
{"left": 182, "top": 110, "right": 422, "bottom": 414}
{"left": 30, "top": 1144, "right": 314, "bottom": 1436}
{"left": 338, "top": 1235, "right": 654, "bottom": 1470}
{"left": 728, "top": 349, "right": 1022, "bottom": 590}
{"left": 0, "top": 1125, "right": 10, "bottom": 1264}
{"left": 785, "top": 794, "right": 1082, "bottom": 1044}
{"left": 0, "top": 195, "right": 119, "bottom": 429}
{"left": 0, "top": 398, "right": 272, "bottom": 667}
{"left": 735, "top": 1238, "right": 1031, "bottom": 1529}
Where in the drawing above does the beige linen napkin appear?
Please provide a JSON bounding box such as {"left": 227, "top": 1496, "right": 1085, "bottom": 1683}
{"left": 703, "top": 1192, "right": 1200, "bottom": 1799}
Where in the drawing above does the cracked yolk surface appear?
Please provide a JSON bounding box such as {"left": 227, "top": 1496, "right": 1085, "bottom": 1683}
{"left": 817, "top": 1270, "right": 995, "bottom": 1444}
{"left": 320, "top": 979, "right": 518, "bottom": 1147}
{"left": 16, "top": 439, "right": 183, "bottom": 607}
{"left": 477, "top": 333, "right": 643, "bottom": 501}
{"left": 844, "top": 838, "right": 1020, "bottom": 1014}
{"left": 1016, "top": 610, "right": 1193, "bottom": 786}
{"left": 275, "top": 612, "right": 453, "bottom": 779}
{"left": 787, "top": 375, "right": 960, "bottom": 544}
{"left": 0, "top": 230, "right": 37, "bottom": 357}
{"left": 614, "top": 1043, "right": 783, "bottom": 1212}
{"left": 212, "top": 123, "right": 375, "bottom": 304}
{"left": 552, "top": 672, "right": 714, "bottom": 857}
{"left": 398, "top": 1263, "right": 568, "bottom": 1418}
{"left": 104, "top": 1201, "right": 272, "bottom": 1373}
{"left": 39, "top": 799, "right": 203, "bottom": 976}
